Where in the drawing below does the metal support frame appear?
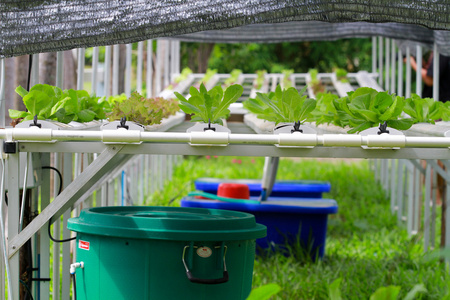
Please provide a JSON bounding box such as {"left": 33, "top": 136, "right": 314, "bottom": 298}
{"left": 7, "top": 145, "right": 129, "bottom": 258}
{"left": 433, "top": 43, "right": 440, "bottom": 102}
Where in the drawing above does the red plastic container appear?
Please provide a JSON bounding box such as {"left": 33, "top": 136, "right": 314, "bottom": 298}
{"left": 217, "top": 183, "right": 250, "bottom": 199}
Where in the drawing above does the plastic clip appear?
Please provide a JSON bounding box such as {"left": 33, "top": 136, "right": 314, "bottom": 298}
{"left": 204, "top": 119, "right": 216, "bottom": 132}
{"left": 29, "top": 115, "right": 42, "bottom": 128}
{"left": 117, "top": 117, "right": 129, "bottom": 130}
{"left": 291, "top": 121, "right": 303, "bottom": 133}
{"left": 377, "top": 121, "right": 389, "bottom": 135}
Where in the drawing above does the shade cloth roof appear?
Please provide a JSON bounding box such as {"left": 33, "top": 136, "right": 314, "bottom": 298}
{"left": 0, "top": 0, "right": 449, "bottom": 58}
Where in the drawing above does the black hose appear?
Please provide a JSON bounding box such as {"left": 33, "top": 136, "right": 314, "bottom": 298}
{"left": 20, "top": 279, "right": 34, "bottom": 300}
{"left": 42, "top": 166, "right": 76, "bottom": 243}
{"left": 72, "top": 274, "right": 77, "bottom": 300}
{"left": 27, "top": 55, "right": 32, "bottom": 92}
{"left": 42, "top": 166, "right": 63, "bottom": 195}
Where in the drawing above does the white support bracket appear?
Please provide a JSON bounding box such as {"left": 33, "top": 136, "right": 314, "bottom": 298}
{"left": 8, "top": 145, "right": 128, "bottom": 258}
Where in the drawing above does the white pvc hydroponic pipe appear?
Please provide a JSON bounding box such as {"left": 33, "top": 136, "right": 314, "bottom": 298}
{"left": 3, "top": 128, "right": 450, "bottom": 148}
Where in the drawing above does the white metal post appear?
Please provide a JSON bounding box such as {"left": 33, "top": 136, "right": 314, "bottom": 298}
{"left": 424, "top": 163, "right": 431, "bottom": 251}
{"left": 380, "top": 159, "right": 385, "bottom": 189}
{"left": 445, "top": 165, "right": 450, "bottom": 251}
{"left": 390, "top": 160, "right": 397, "bottom": 213}
{"left": 40, "top": 154, "right": 51, "bottom": 300}
{"left": 151, "top": 155, "right": 157, "bottom": 194}
{"left": 91, "top": 47, "right": 99, "bottom": 95}
{"left": 137, "top": 41, "right": 144, "bottom": 94}
{"left": 416, "top": 45, "right": 422, "bottom": 97}
{"left": 170, "top": 41, "right": 177, "bottom": 82}
{"left": 61, "top": 153, "right": 73, "bottom": 300}
{"left": 396, "top": 160, "right": 404, "bottom": 224}
{"left": 413, "top": 166, "right": 420, "bottom": 235}
{"left": 431, "top": 167, "right": 437, "bottom": 249}
{"left": 175, "top": 41, "right": 181, "bottom": 75}
{"left": 378, "top": 37, "right": 383, "bottom": 89}
{"left": 155, "top": 40, "right": 163, "bottom": 95}
{"left": 397, "top": 48, "right": 403, "bottom": 97}
{"left": 107, "top": 179, "right": 114, "bottom": 206}
{"left": 31, "top": 54, "right": 39, "bottom": 87}
{"left": 125, "top": 44, "right": 132, "bottom": 97}
{"left": 433, "top": 43, "right": 440, "bottom": 101}
{"left": 113, "top": 44, "right": 120, "bottom": 96}
{"left": 101, "top": 184, "right": 107, "bottom": 207}
{"left": 384, "top": 159, "right": 390, "bottom": 195}
{"left": 144, "top": 155, "right": 149, "bottom": 199}
{"left": 146, "top": 40, "right": 153, "bottom": 98}
{"left": 76, "top": 49, "right": 85, "bottom": 90}
{"left": 405, "top": 46, "right": 411, "bottom": 98}
{"left": 407, "top": 162, "right": 414, "bottom": 235}
{"left": 52, "top": 154, "right": 61, "bottom": 300}
{"left": 56, "top": 52, "right": 64, "bottom": 89}
{"left": 7, "top": 152, "right": 20, "bottom": 300}
{"left": 372, "top": 37, "right": 377, "bottom": 74}
{"left": 164, "top": 40, "right": 170, "bottom": 88}
{"left": 385, "top": 38, "right": 390, "bottom": 92}
{"left": 0, "top": 59, "right": 5, "bottom": 128}
{"left": 104, "top": 46, "right": 112, "bottom": 97}
{"left": 390, "top": 40, "right": 396, "bottom": 94}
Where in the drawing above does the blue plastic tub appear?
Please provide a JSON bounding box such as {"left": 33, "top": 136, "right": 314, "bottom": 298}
{"left": 194, "top": 178, "right": 331, "bottom": 198}
{"left": 181, "top": 197, "right": 338, "bottom": 259}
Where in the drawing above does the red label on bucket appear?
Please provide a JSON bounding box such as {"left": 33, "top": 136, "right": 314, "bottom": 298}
{"left": 79, "top": 240, "right": 90, "bottom": 250}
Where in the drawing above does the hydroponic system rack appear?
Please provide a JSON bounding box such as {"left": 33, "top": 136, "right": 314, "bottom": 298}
{"left": 1, "top": 1, "right": 450, "bottom": 299}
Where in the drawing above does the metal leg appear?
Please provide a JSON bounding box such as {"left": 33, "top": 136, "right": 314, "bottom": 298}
{"left": 413, "top": 166, "right": 420, "bottom": 235}
{"left": 390, "top": 159, "right": 397, "bottom": 214}
{"left": 424, "top": 163, "right": 432, "bottom": 251}
{"left": 397, "top": 160, "right": 406, "bottom": 224}
{"left": 60, "top": 152, "right": 73, "bottom": 300}
{"left": 446, "top": 165, "right": 450, "bottom": 250}
{"left": 431, "top": 167, "right": 438, "bottom": 249}
{"left": 407, "top": 162, "right": 414, "bottom": 236}
{"left": 8, "top": 146, "right": 128, "bottom": 258}
{"left": 40, "top": 153, "right": 51, "bottom": 299}
{"left": 7, "top": 151, "right": 20, "bottom": 300}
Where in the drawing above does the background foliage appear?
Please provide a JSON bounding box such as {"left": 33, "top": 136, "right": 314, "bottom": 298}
{"left": 180, "top": 39, "right": 373, "bottom": 73}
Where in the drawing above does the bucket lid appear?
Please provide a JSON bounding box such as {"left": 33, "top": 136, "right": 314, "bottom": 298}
{"left": 195, "top": 178, "right": 331, "bottom": 193}
{"left": 181, "top": 197, "right": 338, "bottom": 214}
{"left": 67, "top": 206, "right": 266, "bottom": 241}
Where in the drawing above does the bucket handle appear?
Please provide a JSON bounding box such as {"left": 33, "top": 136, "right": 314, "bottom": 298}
{"left": 182, "top": 245, "right": 229, "bottom": 284}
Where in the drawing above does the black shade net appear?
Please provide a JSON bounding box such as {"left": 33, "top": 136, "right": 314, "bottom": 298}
{"left": 0, "top": 0, "right": 449, "bottom": 58}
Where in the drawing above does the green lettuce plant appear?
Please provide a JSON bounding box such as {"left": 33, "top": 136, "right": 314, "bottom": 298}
{"left": 175, "top": 83, "right": 243, "bottom": 125}
{"left": 403, "top": 94, "right": 443, "bottom": 124}
{"left": 331, "top": 87, "right": 415, "bottom": 133}
{"left": 335, "top": 68, "right": 349, "bottom": 83}
{"left": 167, "top": 67, "right": 193, "bottom": 90}
{"left": 195, "top": 68, "right": 217, "bottom": 87}
{"left": 224, "top": 69, "right": 242, "bottom": 87}
{"left": 175, "top": 67, "right": 193, "bottom": 84}
{"left": 9, "top": 84, "right": 110, "bottom": 124}
{"left": 308, "top": 68, "right": 325, "bottom": 94}
{"left": 310, "top": 92, "right": 340, "bottom": 126}
{"left": 254, "top": 70, "right": 267, "bottom": 90}
{"left": 243, "top": 85, "right": 316, "bottom": 130}
{"left": 108, "top": 92, "right": 179, "bottom": 126}
{"left": 282, "top": 69, "right": 294, "bottom": 88}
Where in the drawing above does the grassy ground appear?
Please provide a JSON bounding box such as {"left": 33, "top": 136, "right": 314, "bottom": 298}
{"left": 146, "top": 156, "right": 450, "bottom": 299}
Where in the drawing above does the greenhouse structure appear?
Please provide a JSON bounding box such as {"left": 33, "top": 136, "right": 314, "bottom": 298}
{"left": 1, "top": 1, "right": 450, "bottom": 299}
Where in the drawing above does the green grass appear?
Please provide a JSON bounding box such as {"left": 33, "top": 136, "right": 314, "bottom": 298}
{"left": 146, "top": 156, "right": 450, "bottom": 299}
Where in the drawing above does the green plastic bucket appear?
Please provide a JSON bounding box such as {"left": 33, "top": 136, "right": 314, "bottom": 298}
{"left": 67, "top": 206, "right": 266, "bottom": 300}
